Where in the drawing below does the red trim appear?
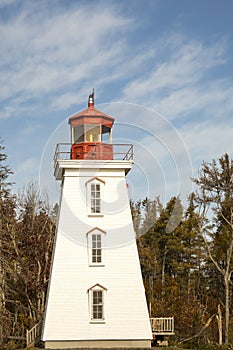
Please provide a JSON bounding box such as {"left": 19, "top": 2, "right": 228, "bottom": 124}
{"left": 69, "top": 106, "right": 114, "bottom": 126}
{"left": 70, "top": 115, "right": 114, "bottom": 128}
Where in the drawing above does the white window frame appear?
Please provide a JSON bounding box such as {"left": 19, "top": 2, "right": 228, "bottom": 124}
{"left": 86, "top": 177, "right": 105, "bottom": 216}
{"left": 86, "top": 227, "right": 106, "bottom": 266}
{"left": 88, "top": 284, "right": 107, "bottom": 323}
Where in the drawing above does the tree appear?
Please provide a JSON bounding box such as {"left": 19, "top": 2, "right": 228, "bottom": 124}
{"left": 0, "top": 139, "right": 15, "bottom": 346}
{"left": 15, "top": 182, "right": 56, "bottom": 324}
{"left": 0, "top": 169, "right": 56, "bottom": 347}
{"left": 152, "top": 196, "right": 183, "bottom": 288}
{"left": 137, "top": 196, "right": 185, "bottom": 316}
{"left": 0, "top": 141, "right": 58, "bottom": 348}
{"left": 130, "top": 199, "right": 142, "bottom": 237}
{"left": 182, "top": 193, "right": 206, "bottom": 301}
{"left": 193, "top": 153, "right": 233, "bottom": 344}
{"left": 136, "top": 194, "right": 217, "bottom": 344}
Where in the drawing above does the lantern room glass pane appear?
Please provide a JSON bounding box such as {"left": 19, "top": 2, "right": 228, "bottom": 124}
{"left": 102, "top": 125, "right": 111, "bottom": 143}
{"left": 73, "top": 125, "right": 84, "bottom": 143}
{"left": 86, "top": 124, "right": 101, "bottom": 142}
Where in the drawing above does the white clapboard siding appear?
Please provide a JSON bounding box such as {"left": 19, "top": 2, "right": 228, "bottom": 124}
{"left": 42, "top": 160, "right": 152, "bottom": 342}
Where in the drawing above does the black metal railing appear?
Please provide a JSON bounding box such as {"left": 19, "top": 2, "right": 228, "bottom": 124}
{"left": 54, "top": 143, "right": 133, "bottom": 163}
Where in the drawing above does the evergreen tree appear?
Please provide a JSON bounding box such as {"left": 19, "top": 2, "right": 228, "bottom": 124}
{"left": 137, "top": 196, "right": 184, "bottom": 316}
{"left": 153, "top": 196, "right": 183, "bottom": 285}
{"left": 130, "top": 199, "right": 142, "bottom": 237}
{"left": 182, "top": 193, "right": 206, "bottom": 300}
{"left": 135, "top": 194, "right": 215, "bottom": 344}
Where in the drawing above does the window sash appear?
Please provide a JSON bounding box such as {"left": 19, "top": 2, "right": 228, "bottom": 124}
{"left": 92, "top": 234, "right": 102, "bottom": 263}
{"left": 91, "top": 184, "right": 101, "bottom": 213}
{"left": 92, "top": 290, "right": 103, "bottom": 320}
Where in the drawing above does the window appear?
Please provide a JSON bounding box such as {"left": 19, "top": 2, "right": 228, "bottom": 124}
{"left": 91, "top": 183, "right": 101, "bottom": 213}
{"left": 101, "top": 125, "right": 111, "bottom": 143}
{"left": 86, "top": 227, "right": 106, "bottom": 266}
{"left": 72, "top": 125, "right": 84, "bottom": 143}
{"left": 86, "top": 177, "right": 105, "bottom": 215}
{"left": 92, "top": 233, "right": 102, "bottom": 263}
{"left": 92, "top": 290, "right": 103, "bottom": 320}
{"left": 88, "top": 284, "right": 107, "bottom": 323}
{"left": 85, "top": 124, "right": 101, "bottom": 142}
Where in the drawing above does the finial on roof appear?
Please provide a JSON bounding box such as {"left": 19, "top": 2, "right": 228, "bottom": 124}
{"left": 88, "top": 88, "right": 94, "bottom": 107}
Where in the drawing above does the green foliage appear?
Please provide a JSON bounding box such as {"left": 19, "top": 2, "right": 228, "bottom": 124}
{"left": 133, "top": 187, "right": 230, "bottom": 345}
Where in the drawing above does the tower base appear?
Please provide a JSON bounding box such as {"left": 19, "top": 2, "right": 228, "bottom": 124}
{"left": 45, "top": 339, "right": 151, "bottom": 349}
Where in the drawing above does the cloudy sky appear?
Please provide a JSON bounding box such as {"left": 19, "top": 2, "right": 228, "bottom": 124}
{"left": 1, "top": 0, "right": 233, "bottom": 205}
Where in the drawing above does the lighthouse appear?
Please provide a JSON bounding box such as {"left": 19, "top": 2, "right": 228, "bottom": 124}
{"left": 42, "top": 91, "right": 152, "bottom": 349}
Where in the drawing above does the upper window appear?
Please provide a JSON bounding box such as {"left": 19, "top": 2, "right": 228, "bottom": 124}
{"left": 91, "top": 183, "right": 101, "bottom": 213}
{"left": 86, "top": 177, "right": 105, "bottom": 215}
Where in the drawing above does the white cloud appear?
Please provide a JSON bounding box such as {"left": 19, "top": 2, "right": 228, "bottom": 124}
{"left": 123, "top": 39, "right": 225, "bottom": 96}
{"left": 0, "top": 2, "right": 132, "bottom": 114}
{"left": 21, "top": 123, "right": 42, "bottom": 136}
{"left": 0, "top": 0, "right": 17, "bottom": 8}
{"left": 12, "top": 157, "right": 39, "bottom": 191}
{"left": 121, "top": 36, "right": 230, "bottom": 121}
{"left": 181, "top": 119, "right": 233, "bottom": 168}
{"left": 2, "top": 2, "right": 229, "bottom": 124}
{"left": 1, "top": 1, "right": 233, "bottom": 207}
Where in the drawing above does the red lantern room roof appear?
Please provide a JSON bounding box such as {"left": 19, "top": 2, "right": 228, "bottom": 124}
{"left": 69, "top": 90, "right": 115, "bottom": 128}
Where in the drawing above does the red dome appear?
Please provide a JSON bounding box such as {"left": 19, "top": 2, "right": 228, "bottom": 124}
{"left": 69, "top": 106, "right": 115, "bottom": 128}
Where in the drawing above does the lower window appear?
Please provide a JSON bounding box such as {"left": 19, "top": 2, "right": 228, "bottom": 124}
{"left": 88, "top": 283, "right": 107, "bottom": 322}
{"left": 92, "top": 290, "right": 103, "bottom": 320}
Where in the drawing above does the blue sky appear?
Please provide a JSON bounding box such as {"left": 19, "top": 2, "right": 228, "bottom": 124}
{"left": 1, "top": 0, "right": 233, "bottom": 205}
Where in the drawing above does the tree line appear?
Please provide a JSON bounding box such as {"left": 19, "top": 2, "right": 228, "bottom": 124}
{"left": 132, "top": 153, "right": 233, "bottom": 346}
{"left": 0, "top": 138, "right": 233, "bottom": 348}
{"left": 0, "top": 140, "right": 56, "bottom": 349}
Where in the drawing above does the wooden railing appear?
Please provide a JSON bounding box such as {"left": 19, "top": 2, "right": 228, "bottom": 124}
{"left": 150, "top": 317, "right": 175, "bottom": 334}
{"left": 26, "top": 320, "right": 42, "bottom": 348}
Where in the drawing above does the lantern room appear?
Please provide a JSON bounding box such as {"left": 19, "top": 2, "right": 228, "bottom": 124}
{"left": 69, "top": 90, "right": 115, "bottom": 160}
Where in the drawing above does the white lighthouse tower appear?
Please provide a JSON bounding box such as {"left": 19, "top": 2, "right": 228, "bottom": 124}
{"left": 42, "top": 91, "right": 152, "bottom": 349}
